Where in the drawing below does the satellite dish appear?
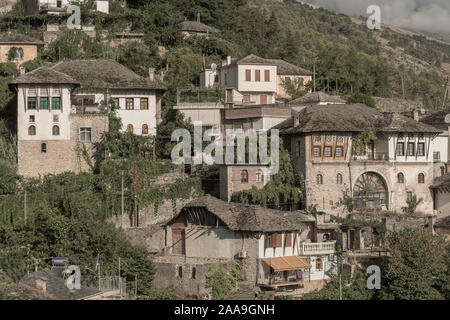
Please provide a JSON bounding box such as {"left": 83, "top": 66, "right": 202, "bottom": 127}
{"left": 445, "top": 114, "right": 450, "bottom": 124}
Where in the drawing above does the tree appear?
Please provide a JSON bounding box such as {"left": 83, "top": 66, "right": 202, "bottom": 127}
{"left": 401, "top": 194, "right": 423, "bottom": 215}
{"left": 347, "top": 92, "right": 376, "bottom": 108}
{"left": 379, "top": 229, "right": 447, "bottom": 300}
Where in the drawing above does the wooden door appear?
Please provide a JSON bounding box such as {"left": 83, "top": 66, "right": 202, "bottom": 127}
{"left": 172, "top": 229, "right": 185, "bottom": 255}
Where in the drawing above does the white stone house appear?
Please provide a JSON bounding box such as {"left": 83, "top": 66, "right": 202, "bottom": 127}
{"left": 22, "top": 0, "right": 109, "bottom": 15}
{"left": 275, "top": 103, "right": 443, "bottom": 216}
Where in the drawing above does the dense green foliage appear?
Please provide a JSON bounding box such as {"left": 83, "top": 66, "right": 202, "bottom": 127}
{"left": 206, "top": 259, "right": 245, "bottom": 300}
{"left": 230, "top": 140, "right": 305, "bottom": 209}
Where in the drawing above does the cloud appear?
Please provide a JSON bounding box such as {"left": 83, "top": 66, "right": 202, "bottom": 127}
{"left": 300, "top": 0, "right": 450, "bottom": 36}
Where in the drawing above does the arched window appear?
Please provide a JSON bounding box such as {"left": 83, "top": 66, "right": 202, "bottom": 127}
{"left": 28, "top": 125, "right": 36, "bottom": 136}
{"left": 397, "top": 173, "right": 404, "bottom": 183}
{"left": 336, "top": 173, "right": 343, "bottom": 184}
{"left": 52, "top": 125, "right": 60, "bottom": 136}
{"left": 316, "top": 258, "right": 323, "bottom": 271}
{"left": 41, "top": 143, "right": 46, "bottom": 153}
{"left": 126, "top": 124, "right": 134, "bottom": 133}
{"left": 142, "top": 124, "right": 149, "bottom": 135}
{"left": 418, "top": 173, "right": 425, "bottom": 184}
{"left": 241, "top": 170, "right": 248, "bottom": 183}
{"left": 191, "top": 267, "right": 196, "bottom": 279}
{"left": 317, "top": 174, "right": 323, "bottom": 185}
{"left": 256, "top": 169, "right": 264, "bottom": 183}
{"left": 178, "top": 266, "right": 182, "bottom": 278}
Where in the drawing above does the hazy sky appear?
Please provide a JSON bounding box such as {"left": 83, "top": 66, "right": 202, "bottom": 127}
{"left": 301, "top": 0, "right": 450, "bottom": 36}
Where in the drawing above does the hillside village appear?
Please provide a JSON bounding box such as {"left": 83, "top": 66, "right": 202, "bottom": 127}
{"left": 0, "top": 0, "right": 449, "bottom": 301}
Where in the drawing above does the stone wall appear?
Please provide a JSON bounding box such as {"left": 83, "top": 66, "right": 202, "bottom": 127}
{"left": 18, "top": 114, "right": 108, "bottom": 177}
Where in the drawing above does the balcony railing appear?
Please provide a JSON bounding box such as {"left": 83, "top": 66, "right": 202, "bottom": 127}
{"left": 301, "top": 241, "right": 336, "bottom": 255}
{"left": 352, "top": 152, "right": 389, "bottom": 161}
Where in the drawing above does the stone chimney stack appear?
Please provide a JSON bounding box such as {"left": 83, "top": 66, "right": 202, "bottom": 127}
{"left": 35, "top": 277, "right": 48, "bottom": 294}
{"left": 148, "top": 67, "right": 155, "bottom": 82}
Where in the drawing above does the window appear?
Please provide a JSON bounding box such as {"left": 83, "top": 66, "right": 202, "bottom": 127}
{"left": 407, "top": 142, "right": 415, "bottom": 156}
{"left": 57, "top": 0, "right": 62, "bottom": 8}
{"left": 39, "top": 97, "right": 49, "bottom": 110}
{"left": 313, "top": 146, "right": 321, "bottom": 157}
{"left": 255, "top": 70, "right": 260, "bottom": 82}
{"left": 126, "top": 98, "right": 134, "bottom": 110}
{"left": 27, "top": 97, "right": 37, "bottom": 110}
{"left": 11, "top": 47, "right": 24, "bottom": 60}
{"left": 142, "top": 124, "right": 149, "bottom": 135}
{"left": 256, "top": 169, "right": 264, "bottom": 183}
{"left": 245, "top": 69, "right": 251, "bottom": 81}
{"left": 433, "top": 152, "right": 441, "bottom": 162}
{"left": 397, "top": 173, "right": 404, "bottom": 183}
{"left": 317, "top": 174, "right": 323, "bottom": 185}
{"left": 285, "top": 233, "right": 292, "bottom": 247}
{"left": 242, "top": 95, "right": 250, "bottom": 103}
{"left": 53, "top": 115, "right": 59, "bottom": 122}
{"left": 264, "top": 70, "right": 270, "bottom": 82}
{"left": 260, "top": 95, "right": 267, "bottom": 104}
{"left": 178, "top": 266, "right": 182, "bottom": 278}
{"left": 336, "top": 173, "right": 343, "bottom": 184}
{"left": 316, "top": 258, "right": 323, "bottom": 271}
{"left": 267, "top": 233, "right": 283, "bottom": 248}
{"left": 214, "top": 75, "right": 219, "bottom": 83}
{"left": 407, "top": 191, "right": 413, "bottom": 202}
{"left": 127, "top": 124, "right": 134, "bottom": 133}
{"left": 418, "top": 173, "right": 425, "bottom": 184}
{"left": 324, "top": 146, "right": 332, "bottom": 157}
{"left": 52, "top": 125, "right": 60, "bottom": 136}
{"left": 417, "top": 143, "right": 425, "bottom": 156}
{"left": 335, "top": 146, "right": 343, "bottom": 157}
{"left": 241, "top": 170, "right": 248, "bottom": 183}
{"left": 28, "top": 125, "right": 36, "bottom": 136}
{"left": 52, "top": 97, "right": 61, "bottom": 110}
{"left": 191, "top": 267, "right": 196, "bottom": 279}
{"left": 297, "top": 140, "right": 301, "bottom": 157}
{"left": 29, "top": 115, "right": 35, "bottom": 123}
{"left": 41, "top": 143, "right": 46, "bottom": 153}
{"left": 79, "top": 127, "right": 92, "bottom": 142}
{"left": 323, "top": 233, "right": 330, "bottom": 241}
{"left": 396, "top": 142, "right": 405, "bottom": 156}
{"left": 140, "top": 98, "right": 148, "bottom": 110}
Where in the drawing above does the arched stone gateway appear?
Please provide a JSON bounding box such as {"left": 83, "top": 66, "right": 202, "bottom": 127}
{"left": 353, "top": 172, "right": 389, "bottom": 210}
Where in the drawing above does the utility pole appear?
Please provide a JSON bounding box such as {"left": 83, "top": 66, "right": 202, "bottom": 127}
{"left": 24, "top": 190, "right": 27, "bottom": 223}
{"left": 313, "top": 62, "right": 316, "bottom": 92}
{"left": 121, "top": 170, "right": 124, "bottom": 228}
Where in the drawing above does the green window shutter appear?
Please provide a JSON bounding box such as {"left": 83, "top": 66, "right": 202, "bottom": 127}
{"left": 52, "top": 97, "right": 61, "bottom": 110}
{"left": 40, "top": 97, "right": 49, "bottom": 109}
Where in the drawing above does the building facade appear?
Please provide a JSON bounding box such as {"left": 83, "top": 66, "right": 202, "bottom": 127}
{"left": 0, "top": 33, "right": 43, "bottom": 65}
{"left": 276, "top": 103, "right": 442, "bottom": 216}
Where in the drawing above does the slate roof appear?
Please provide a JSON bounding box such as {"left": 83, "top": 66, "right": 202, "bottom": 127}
{"left": 52, "top": 59, "right": 166, "bottom": 90}
{"left": 15, "top": 269, "right": 101, "bottom": 300}
{"left": 274, "top": 104, "right": 441, "bottom": 134}
{"left": 430, "top": 173, "right": 450, "bottom": 189}
{"left": 180, "top": 20, "right": 219, "bottom": 33}
{"left": 0, "top": 32, "right": 44, "bottom": 45}
{"left": 265, "top": 59, "right": 313, "bottom": 76}
{"left": 169, "top": 195, "right": 315, "bottom": 232}
{"left": 420, "top": 109, "right": 450, "bottom": 126}
{"left": 9, "top": 66, "right": 80, "bottom": 85}
{"left": 289, "top": 91, "right": 346, "bottom": 105}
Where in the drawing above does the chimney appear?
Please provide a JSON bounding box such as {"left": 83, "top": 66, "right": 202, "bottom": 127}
{"left": 227, "top": 55, "right": 231, "bottom": 65}
{"left": 294, "top": 115, "right": 300, "bottom": 127}
{"left": 19, "top": 65, "right": 26, "bottom": 75}
{"left": 35, "top": 277, "right": 48, "bottom": 294}
{"left": 197, "top": 11, "right": 201, "bottom": 23}
{"left": 148, "top": 67, "right": 155, "bottom": 82}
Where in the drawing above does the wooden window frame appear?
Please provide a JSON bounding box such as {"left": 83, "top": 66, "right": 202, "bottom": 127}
{"left": 335, "top": 146, "right": 343, "bottom": 157}
{"left": 126, "top": 98, "right": 134, "bottom": 110}
{"left": 417, "top": 142, "right": 425, "bottom": 156}
{"left": 51, "top": 97, "right": 61, "bottom": 110}
{"left": 418, "top": 173, "right": 425, "bottom": 184}
{"left": 27, "top": 97, "right": 37, "bottom": 110}
{"left": 285, "top": 233, "right": 292, "bottom": 247}
{"left": 407, "top": 142, "right": 415, "bottom": 156}
{"left": 396, "top": 142, "right": 405, "bottom": 156}
{"left": 245, "top": 69, "right": 251, "bottom": 81}
{"left": 264, "top": 70, "right": 270, "bottom": 82}
{"left": 255, "top": 70, "right": 261, "bottom": 82}
{"left": 39, "top": 97, "right": 49, "bottom": 110}
{"left": 140, "top": 98, "right": 149, "bottom": 110}
{"left": 313, "top": 146, "right": 321, "bottom": 158}
{"left": 52, "top": 125, "right": 60, "bottom": 136}
{"left": 324, "top": 146, "right": 332, "bottom": 157}
{"left": 397, "top": 173, "right": 404, "bottom": 183}
{"left": 79, "top": 127, "right": 92, "bottom": 142}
